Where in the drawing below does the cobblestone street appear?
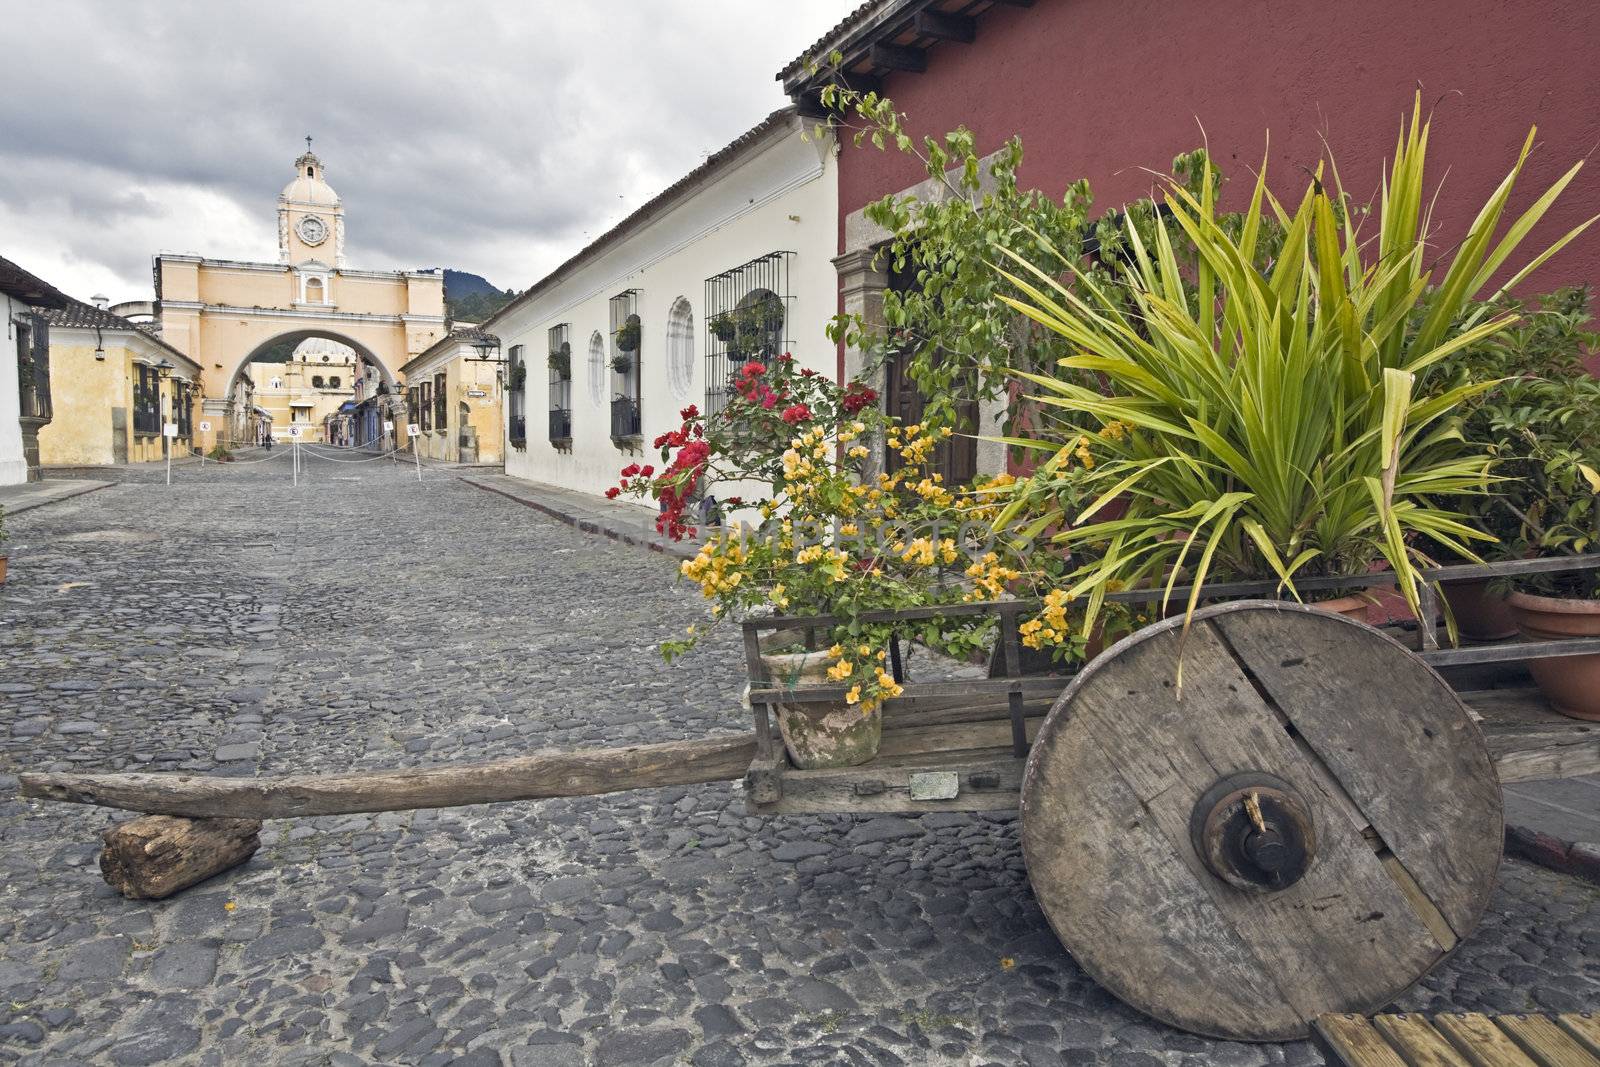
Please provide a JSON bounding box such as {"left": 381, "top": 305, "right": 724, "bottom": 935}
{"left": 2, "top": 455, "right": 1597, "bottom": 1067}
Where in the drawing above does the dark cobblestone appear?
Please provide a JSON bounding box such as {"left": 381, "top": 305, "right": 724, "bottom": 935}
{"left": 0, "top": 458, "right": 1597, "bottom": 1065}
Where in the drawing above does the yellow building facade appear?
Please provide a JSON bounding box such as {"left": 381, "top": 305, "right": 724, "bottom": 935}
{"left": 39, "top": 298, "right": 202, "bottom": 466}
{"left": 155, "top": 147, "right": 446, "bottom": 450}
{"left": 399, "top": 329, "right": 504, "bottom": 464}
{"left": 247, "top": 338, "right": 359, "bottom": 442}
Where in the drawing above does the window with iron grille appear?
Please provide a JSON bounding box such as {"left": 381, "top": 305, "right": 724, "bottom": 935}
{"left": 407, "top": 386, "right": 418, "bottom": 431}
{"left": 609, "top": 290, "right": 641, "bottom": 442}
{"left": 704, "top": 251, "right": 792, "bottom": 416}
{"left": 133, "top": 363, "right": 161, "bottom": 434}
{"left": 507, "top": 344, "right": 527, "bottom": 447}
{"left": 175, "top": 381, "right": 193, "bottom": 437}
{"left": 420, "top": 381, "right": 433, "bottom": 431}
{"left": 434, "top": 372, "right": 447, "bottom": 430}
{"left": 15, "top": 313, "right": 52, "bottom": 422}
{"left": 547, "top": 323, "right": 571, "bottom": 444}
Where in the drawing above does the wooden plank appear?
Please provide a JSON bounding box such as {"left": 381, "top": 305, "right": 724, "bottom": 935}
{"left": 1212, "top": 607, "right": 1504, "bottom": 942}
{"left": 869, "top": 42, "right": 928, "bottom": 72}
{"left": 1556, "top": 1015, "right": 1600, "bottom": 1059}
{"left": 1432, "top": 1013, "right": 1542, "bottom": 1066}
{"left": 876, "top": 715, "right": 1042, "bottom": 760}
{"left": 1374, "top": 1014, "right": 1475, "bottom": 1066}
{"left": 882, "top": 695, "right": 1058, "bottom": 730}
{"left": 1422, "top": 637, "right": 1600, "bottom": 668}
{"left": 1422, "top": 555, "right": 1600, "bottom": 582}
{"left": 747, "top": 755, "right": 1022, "bottom": 815}
{"left": 19, "top": 734, "right": 757, "bottom": 819}
{"left": 1023, "top": 614, "right": 1447, "bottom": 1041}
{"left": 914, "top": 10, "right": 975, "bottom": 41}
{"left": 1314, "top": 1014, "right": 1412, "bottom": 1067}
{"left": 1497, "top": 1014, "right": 1600, "bottom": 1066}
{"left": 747, "top": 675, "right": 1065, "bottom": 705}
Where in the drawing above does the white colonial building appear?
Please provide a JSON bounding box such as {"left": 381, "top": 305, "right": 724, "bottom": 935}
{"left": 483, "top": 108, "right": 837, "bottom": 499}
{"left": 1, "top": 255, "right": 69, "bottom": 484}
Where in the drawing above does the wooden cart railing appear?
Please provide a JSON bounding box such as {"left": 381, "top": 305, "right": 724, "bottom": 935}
{"left": 738, "top": 554, "right": 1600, "bottom": 815}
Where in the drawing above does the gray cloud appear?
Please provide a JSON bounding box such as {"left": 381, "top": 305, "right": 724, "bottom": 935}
{"left": 0, "top": 1, "right": 856, "bottom": 300}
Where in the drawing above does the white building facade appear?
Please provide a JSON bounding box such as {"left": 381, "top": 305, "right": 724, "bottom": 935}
{"left": 2, "top": 257, "right": 69, "bottom": 485}
{"left": 486, "top": 109, "right": 838, "bottom": 498}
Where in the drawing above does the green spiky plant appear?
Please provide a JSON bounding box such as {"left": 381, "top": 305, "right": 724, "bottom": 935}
{"left": 989, "top": 95, "right": 1596, "bottom": 658}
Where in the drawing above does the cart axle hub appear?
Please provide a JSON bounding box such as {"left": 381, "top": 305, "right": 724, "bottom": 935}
{"left": 1190, "top": 771, "right": 1317, "bottom": 893}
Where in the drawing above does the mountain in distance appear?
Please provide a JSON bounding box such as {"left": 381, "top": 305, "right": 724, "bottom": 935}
{"left": 425, "top": 268, "right": 518, "bottom": 325}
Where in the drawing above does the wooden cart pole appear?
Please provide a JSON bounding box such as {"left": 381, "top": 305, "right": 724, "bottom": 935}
{"left": 19, "top": 734, "right": 758, "bottom": 820}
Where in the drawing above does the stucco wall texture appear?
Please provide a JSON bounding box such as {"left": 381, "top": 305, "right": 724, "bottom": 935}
{"left": 837, "top": 0, "right": 1600, "bottom": 295}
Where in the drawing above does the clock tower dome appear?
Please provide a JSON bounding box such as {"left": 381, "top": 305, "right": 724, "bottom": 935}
{"left": 278, "top": 139, "right": 345, "bottom": 267}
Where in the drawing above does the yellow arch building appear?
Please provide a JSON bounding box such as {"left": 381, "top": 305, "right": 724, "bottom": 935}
{"left": 155, "top": 147, "right": 446, "bottom": 450}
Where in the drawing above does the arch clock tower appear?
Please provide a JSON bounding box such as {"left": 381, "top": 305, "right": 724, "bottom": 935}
{"left": 277, "top": 139, "right": 345, "bottom": 267}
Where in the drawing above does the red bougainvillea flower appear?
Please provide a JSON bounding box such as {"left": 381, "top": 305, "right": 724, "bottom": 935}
{"left": 679, "top": 404, "right": 698, "bottom": 419}
{"left": 741, "top": 361, "right": 766, "bottom": 378}
{"left": 780, "top": 403, "right": 811, "bottom": 425}
{"left": 639, "top": 464, "right": 655, "bottom": 476}
{"left": 800, "top": 368, "right": 816, "bottom": 378}
{"left": 604, "top": 487, "right": 621, "bottom": 499}
{"left": 841, "top": 382, "right": 879, "bottom": 414}
{"left": 726, "top": 496, "right": 743, "bottom": 506}
{"left": 620, "top": 463, "right": 640, "bottom": 478}
{"left": 778, "top": 352, "right": 795, "bottom": 363}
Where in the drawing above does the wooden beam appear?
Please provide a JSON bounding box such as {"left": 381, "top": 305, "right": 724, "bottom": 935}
{"left": 870, "top": 43, "right": 927, "bottom": 73}
{"left": 19, "top": 734, "right": 757, "bottom": 819}
{"left": 100, "top": 815, "right": 260, "bottom": 899}
{"left": 914, "top": 11, "right": 976, "bottom": 42}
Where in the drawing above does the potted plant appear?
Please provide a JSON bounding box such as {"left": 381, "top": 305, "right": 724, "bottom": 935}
{"left": 985, "top": 98, "right": 1588, "bottom": 652}
{"left": 1421, "top": 287, "right": 1599, "bottom": 639}
{"left": 1463, "top": 334, "right": 1600, "bottom": 718}
{"left": 610, "top": 353, "right": 634, "bottom": 375}
{"left": 508, "top": 361, "right": 527, "bottom": 390}
{"left": 609, "top": 358, "right": 1077, "bottom": 768}
{"left": 548, "top": 342, "right": 572, "bottom": 379}
{"left": 615, "top": 315, "right": 641, "bottom": 354}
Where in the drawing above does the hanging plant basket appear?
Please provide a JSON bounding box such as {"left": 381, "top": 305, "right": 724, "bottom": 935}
{"left": 610, "top": 353, "right": 634, "bottom": 375}
{"left": 615, "top": 316, "right": 642, "bottom": 354}
{"left": 548, "top": 344, "right": 571, "bottom": 379}
{"left": 509, "top": 363, "right": 527, "bottom": 390}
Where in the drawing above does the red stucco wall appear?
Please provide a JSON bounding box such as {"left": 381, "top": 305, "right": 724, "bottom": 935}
{"left": 838, "top": 0, "right": 1600, "bottom": 295}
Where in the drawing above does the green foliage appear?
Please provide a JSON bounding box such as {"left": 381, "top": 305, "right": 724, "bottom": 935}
{"left": 610, "top": 353, "right": 634, "bottom": 375}
{"left": 709, "top": 293, "right": 786, "bottom": 361}
{"left": 446, "top": 288, "right": 516, "bottom": 325}
{"left": 508, "top": 362, "right": 527, "bottom": 391}
{"left": 548, "top": 343, "right": 572, "bottom": 379}
{"left": 990, "top": 94, "right": 1594, "bottom": 644}
{"left": 1424, "top": 286, "right": 1600, "bottom": 597}
{"left": 817, "top": 73, "right": 1283, "bottom": 449}
{"left": 615, "top": 316, "right": 642, "bottom": 354}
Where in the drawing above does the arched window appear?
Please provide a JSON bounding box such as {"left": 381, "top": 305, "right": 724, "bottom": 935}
{"left": 587, "top": 331, "right": 606, "bottom": 407}
{"left": 305, "top": 277, "right": 325, "bottom": 304}
{"left": 666, "top": 296, "right": 694, "bottom": 402}
{"left": 330, "top": 376, "right": 341, "bottom": 388}
{"left": 312, "top": 375, "right": 325, "bottom": 388}
{"left": 270, "top": 376, "right": 283, "bottom": 390}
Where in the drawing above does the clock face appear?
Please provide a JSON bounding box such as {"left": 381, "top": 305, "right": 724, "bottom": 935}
{"left": 297, "top": 215, "right": 328, "bottom": 246}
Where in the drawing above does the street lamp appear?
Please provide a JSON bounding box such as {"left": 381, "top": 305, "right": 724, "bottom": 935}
{"left": 154, "top": 358, "right": 174, "bottom": 379}
{"left": 466, "top": 333, "right": 503, "bottom": 363}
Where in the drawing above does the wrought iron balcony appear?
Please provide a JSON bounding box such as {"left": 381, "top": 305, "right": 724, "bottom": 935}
{"left": 610, "top": 396, "right": 641, "bottom": 441}
{"left": 509, "top": 415, "right": 527, "bottom": 447}
{"left": 548, "top": 408, "right": 571, "bottom": 443}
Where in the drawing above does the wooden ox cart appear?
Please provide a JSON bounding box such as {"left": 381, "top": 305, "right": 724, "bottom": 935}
{"left": 19, "top": 557, "right": 1600, "bottom": 1043}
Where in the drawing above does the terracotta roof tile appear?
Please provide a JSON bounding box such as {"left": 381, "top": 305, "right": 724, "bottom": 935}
{"left": 0, "top": 254, "right": 69, "bottom": 309}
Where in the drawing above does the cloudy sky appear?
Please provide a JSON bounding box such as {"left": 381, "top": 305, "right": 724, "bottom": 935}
{"left": 0, "top": 1, "right": 858, "bottom": 303}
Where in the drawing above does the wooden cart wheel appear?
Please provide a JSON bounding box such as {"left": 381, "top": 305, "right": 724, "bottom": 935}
{"left": 1020, "top": 600, "right": 1503, "bottom": 1042}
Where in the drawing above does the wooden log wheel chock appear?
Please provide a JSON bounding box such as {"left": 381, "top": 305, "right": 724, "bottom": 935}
{"left": 1189, "top": 771, "right": 1317, "bottom": 893}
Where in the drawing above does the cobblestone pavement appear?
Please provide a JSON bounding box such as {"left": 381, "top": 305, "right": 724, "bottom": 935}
{"left": 1, "top": 454, "right": 1597, "bottom": 1067}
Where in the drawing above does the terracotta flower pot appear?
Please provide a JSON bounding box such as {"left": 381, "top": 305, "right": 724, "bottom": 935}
{"left": 1441, "top": 577, "right": 1518, "bottom": 640}
{"left": 760, "top": 650, "right": 882, "bottom": 769}
{"left": 1506, "top": 591, "right": 1600, "bottom": 721}
{"left": 1309, "top": 585, "right": 1392, "bottom": 624}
